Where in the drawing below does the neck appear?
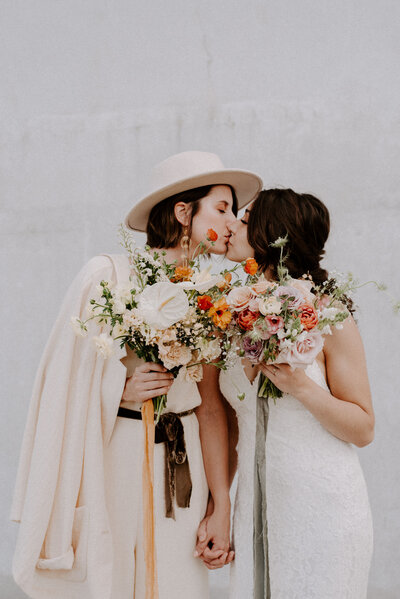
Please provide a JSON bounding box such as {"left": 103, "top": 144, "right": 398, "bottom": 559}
{"left": 152, "top": 240, "right": 206, "bottom": 267}
{"left": 152, "top": 246, "right": 184, "bottom": 266}
{"left": 263, "top": 266, "right": 275, "bottom": 281}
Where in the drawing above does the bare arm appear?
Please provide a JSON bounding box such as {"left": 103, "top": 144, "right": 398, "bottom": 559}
{"left": 261, "top": 316, "right": 374, "bottom": 447}
{"left": 194, "top": 363, "right": 232, "bottom": 565}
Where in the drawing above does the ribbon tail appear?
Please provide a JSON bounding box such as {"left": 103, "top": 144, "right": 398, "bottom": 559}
{"left": 142, "top": 400, "right": 159, "bottom": 599}
{"left": 175, "top": 459, "right": 192, "bottom": 509}
{"left": 164, "top": 442, "right": 175, "bottom": 520}
{"left": 253, "top": 387, "right": 271, "bottom": 599}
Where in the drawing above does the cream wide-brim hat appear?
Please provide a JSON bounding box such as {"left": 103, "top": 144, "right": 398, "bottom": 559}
{"left": 125, "top": 151, "right": 263, "bottom": 232}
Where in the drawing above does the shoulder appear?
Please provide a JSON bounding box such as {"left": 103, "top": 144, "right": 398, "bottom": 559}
{"left": 323, "top": 314, "right": 364, "bottom": 358}
{"left": 77, "top": 253, "right": 129, "bottom": 285}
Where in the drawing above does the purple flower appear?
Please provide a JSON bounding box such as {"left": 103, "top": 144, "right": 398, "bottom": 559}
{"left": 242, "top": 336, "right": 264, "bottom": 363}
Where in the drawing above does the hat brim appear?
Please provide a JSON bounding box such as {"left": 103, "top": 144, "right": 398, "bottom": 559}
{"left": 125, "top": 169, "right": 262, "bottom": 232}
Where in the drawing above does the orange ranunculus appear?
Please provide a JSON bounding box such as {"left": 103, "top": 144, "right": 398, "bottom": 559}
{"left": 299, "top": 303, "right": 319, "bottom": 331}
{"left": 216, "top": 272, "right": 232, "bottom": 291}
{"left": 208, "top": 298, "right": 232, "bottom": 330}
{"left": 237, "top": 308, "right": 259, "bottom": 331}
{"left": 171, "top": 266, "right": 193, "bottom": 282}
{"left": 244, "top": 258, "right": 258, "bottom": 276}
{"left": 197, "top": 295, "right": 213, "bottom": 311}
{"left": 207, "top": 229, "right": 218, "bottom": 242}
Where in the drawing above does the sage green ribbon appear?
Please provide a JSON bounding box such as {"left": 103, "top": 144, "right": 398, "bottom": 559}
{"left": 253, "top": 374, "right": 271, "bottom": 599}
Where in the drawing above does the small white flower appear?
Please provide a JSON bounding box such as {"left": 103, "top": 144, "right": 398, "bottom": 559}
{"left": 113, "top": 299, "right": 127, "bottom": 315}
{"left": 113, "top": 323, "right": 128, "bottom": 339}
{"left": 335, "top": 323, "right": 344, "bottom": 330}
{"left": 321, "top": 325, "right": 332, "bottom": 335}
{"left": 321, "top": 307, "right": 339, "bottom": 320}
{"left": 93, "top": 333, "right": 114, "bottom": 358}
{"left": 70, "top": 316, "right": 87, "bottom": 337}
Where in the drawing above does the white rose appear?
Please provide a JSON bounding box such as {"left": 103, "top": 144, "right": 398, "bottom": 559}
{"left": 196, "top": 338, "right": 221, "bottom": 361}
{"left": 179, "top": 363, "right": 203, "bottom": 383}
{"left": 259, "top": 296, "right": 282, "bottom": 315}
{"left": 93, "top": 333, "right": 114, "bottom": 358}
{"left": 137, "top": 282, "right": 190, "bottom": 330}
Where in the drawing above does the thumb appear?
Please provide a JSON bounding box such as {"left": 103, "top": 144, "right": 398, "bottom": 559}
{"left": 194, "top": 519, "right": 210, "bottom": 557}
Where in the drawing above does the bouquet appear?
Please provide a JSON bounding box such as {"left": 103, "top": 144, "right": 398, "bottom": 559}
{"left": 225, "top": 237, "right": 350, "bottom": 399}
{"left": 72, "top": 226, "right": 235, "bottom": 419}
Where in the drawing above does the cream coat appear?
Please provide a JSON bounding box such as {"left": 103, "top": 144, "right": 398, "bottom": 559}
{"left": 11, "top": 254, "right": 131, "bottom": 599}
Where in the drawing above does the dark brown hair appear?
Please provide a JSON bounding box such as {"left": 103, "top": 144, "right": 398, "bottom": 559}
{"left": 247, "top": 188, "right": 330, "bottom": 285}
{"left": 146, "top": 185, "right": 238, "bottom": 249}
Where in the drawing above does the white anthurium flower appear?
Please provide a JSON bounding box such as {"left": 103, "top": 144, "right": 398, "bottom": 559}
{"left": 137, "top": 281, "right": 190, "bottom": 330}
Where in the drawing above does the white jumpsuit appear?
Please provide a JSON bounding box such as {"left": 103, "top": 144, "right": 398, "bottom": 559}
{"left": 104, "top": 350, "right": 210, "bottom": 599}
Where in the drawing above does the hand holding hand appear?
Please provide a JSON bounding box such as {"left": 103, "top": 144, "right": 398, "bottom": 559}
{"left": 122, "top": 363, "right": 174, "bottom": 404}
{"left": 195, "top": 507, "right": 234, "bottom": 570}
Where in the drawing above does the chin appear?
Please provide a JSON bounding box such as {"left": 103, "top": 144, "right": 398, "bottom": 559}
{"left": 226, "top": 248, "right": 242, "bottom": 263}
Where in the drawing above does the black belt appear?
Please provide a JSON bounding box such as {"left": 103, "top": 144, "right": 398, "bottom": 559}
{"left": 117, "top": 406, "right": 194, "bottom": 519}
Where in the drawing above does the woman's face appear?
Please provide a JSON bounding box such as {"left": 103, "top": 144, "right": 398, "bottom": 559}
{"left": 226, "top": 204, "right": 255, "bottom": 262}
{"left": 190, "top": 185, "right": 236, "bottom": 255}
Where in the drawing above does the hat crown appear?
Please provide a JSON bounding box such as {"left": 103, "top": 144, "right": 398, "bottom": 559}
{"left": 150, "top": 151, "right": 225, "bottom": 194}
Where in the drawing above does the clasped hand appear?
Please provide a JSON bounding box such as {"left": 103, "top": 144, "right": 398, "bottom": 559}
{"left": 195, "top": 500, "right": 234, "bottom": 570}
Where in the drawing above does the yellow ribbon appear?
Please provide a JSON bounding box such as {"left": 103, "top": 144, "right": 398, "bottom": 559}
{"left": 142, "top": 399, "right": 159, "bottom": 599}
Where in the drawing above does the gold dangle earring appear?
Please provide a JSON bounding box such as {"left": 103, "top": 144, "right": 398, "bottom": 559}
{"left": 180, "top": 226, "right": 190, "bottom": 270}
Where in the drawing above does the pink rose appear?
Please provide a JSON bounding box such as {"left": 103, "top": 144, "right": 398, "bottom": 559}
{"left": 288, "top": 278, "right": 315, "bottom": 302}
{"left": 276, "top": 332, "right": 324, "bottom": 369}
{"left": 265, "top": 314, "right": 284, "bottom": 337}
{"left": 226, "top": 286, "right": 253, "bottom": 311}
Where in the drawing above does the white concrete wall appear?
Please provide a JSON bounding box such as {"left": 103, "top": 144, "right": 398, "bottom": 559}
{"left": 1, "top": 1, "right": 399, "bottom": 597}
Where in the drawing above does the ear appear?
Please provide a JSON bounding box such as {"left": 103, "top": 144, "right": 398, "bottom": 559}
{"left": 174, "top": 202, "right": 191, "bottom": 227}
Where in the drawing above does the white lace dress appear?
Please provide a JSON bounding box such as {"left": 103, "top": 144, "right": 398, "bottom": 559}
{"left": 220, "top": 358, "right": 373, "bottom": 599}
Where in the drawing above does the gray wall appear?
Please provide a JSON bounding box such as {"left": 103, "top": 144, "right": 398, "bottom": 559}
{"left": 1, "top": 1, "right": 399, "bottom": 597}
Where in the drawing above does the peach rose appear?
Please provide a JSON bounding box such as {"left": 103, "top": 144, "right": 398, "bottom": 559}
{"left": 251, "top": 280, "right": 276, "bottom": 294}
{"left": 289, "top": 278, "right": 314, "bottom": 301}
{"left": 226, "top": 286, "right": 253, "bottom": 311}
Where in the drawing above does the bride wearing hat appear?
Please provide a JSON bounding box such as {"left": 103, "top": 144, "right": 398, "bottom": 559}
{"left": 11, "top": 151, "right": 262, "bottom": 599}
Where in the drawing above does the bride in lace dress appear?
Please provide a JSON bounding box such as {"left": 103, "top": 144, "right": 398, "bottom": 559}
{"left": 220, "top": 188, "right": 374, "bottom": 599}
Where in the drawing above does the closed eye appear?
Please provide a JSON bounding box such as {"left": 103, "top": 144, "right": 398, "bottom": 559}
{"left": 241, "top": 219, "right": 248, "bottom": 224}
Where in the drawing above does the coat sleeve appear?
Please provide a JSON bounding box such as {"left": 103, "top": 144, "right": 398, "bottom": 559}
{"left": 11, "top": 255, "right": 120, "bottom": 577}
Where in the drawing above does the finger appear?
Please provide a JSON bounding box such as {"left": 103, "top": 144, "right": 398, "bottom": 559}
{"left": 143, "top": 386, "right": 172, "bottom": 400}
{"left": 141, "top": 372, "right": 174, "bottom": 382}
{"left": 139, "top": 363, "right": 168, "bottom": 373}
{"left": 141, "top": 379, "right": 174, "bottom": 390}
{"left": 203, "top": 552, "right": 229, "bottom": 568}
{"left": 226, "top": 550, "right": 235, "bottom": 563}
{"left": 195, "top": 536, "right": 213, "bottom": 557}
{"left": 141, "top": 378, "right": 174, "bottom": 390}
{"left": 197, "top": 519, "right": 207, "bottom": 542}
{"left": 201, "top": 546, "right": 225, "bottom": 560}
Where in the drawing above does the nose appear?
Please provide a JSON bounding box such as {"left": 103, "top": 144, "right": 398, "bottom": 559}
{"left": 227, "top": 218, "right": 238, "bottom": 234}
